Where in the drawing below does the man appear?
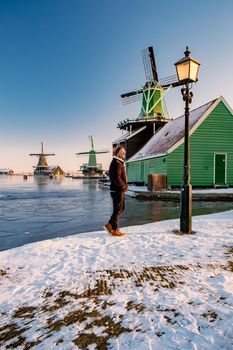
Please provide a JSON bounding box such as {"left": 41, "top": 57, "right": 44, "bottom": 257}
{"left": 104, "top": 146, "right": 128, "bottom": 236}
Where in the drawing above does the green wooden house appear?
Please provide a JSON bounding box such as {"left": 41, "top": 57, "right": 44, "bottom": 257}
{"left": 126, "top": 96, "right": 233, "bottom": 188}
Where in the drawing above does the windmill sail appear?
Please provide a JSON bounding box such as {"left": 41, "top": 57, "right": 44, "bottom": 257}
{"left": 120, "top": 46, "right": 180, "bottom": 108}
{"left": 76, "top": 136, "right": 109, "bottom": 176}
{"left": 89, "top": 135, "right": 94, "bottom": 150}
{"left": 30, "top": 142, "right": 55, "bottom": 175}
{"left": 142, "top": 46, "right": 158, "bottom": 82}
{"left": 160, "top": 74, "right": 179, "bottom": 88}
{"left": 120, "top": 89, "right": 143, "bottom": 105}
{"left": 114, "top": 45, "right": 179, "bottom": 160}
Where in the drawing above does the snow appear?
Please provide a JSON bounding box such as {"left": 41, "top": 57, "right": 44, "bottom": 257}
{"left": 127, "top": 185, "right": 233, "bottom": 194}
{"left": 0, "top": 210, "right": 233, "bottom": 349}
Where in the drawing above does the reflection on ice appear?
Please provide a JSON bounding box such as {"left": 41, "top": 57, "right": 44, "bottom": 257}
{"left": 33, "top": 175, "right": 64, "bottom": 189}
{"left": 0, "top": 176, "right": 232, "bottom": 251}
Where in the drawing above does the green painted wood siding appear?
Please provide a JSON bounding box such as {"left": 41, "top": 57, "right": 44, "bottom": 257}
{"left": 167, "top": 101, "right": 233, "bottom": 186}
{"left": 126, "top": 156, "right": 167, "bottom": 184}
{"left": 126, "top": 161, "right": 143, "bottom": 183}
{"left": 143, "top": 157, "right": 167, "bottom": 184}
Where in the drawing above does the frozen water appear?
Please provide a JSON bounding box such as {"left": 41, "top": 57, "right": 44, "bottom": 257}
{"left": 0, "top": 176, "right": 232, "bottom": 251}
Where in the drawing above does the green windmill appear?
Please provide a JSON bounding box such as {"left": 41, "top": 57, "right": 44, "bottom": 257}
{"left": 30, "top": 142, "right": 55, "bottom": 175}
{"left": 76, "top": 136, "right": 109, "bottom": 177}
{"left": 120, "top": 46, "right": 180, "bottom": 118}
{"left": 114, "top": 46, "right": 180, "bottom": 160}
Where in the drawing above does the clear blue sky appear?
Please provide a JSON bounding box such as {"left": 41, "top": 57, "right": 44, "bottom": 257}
{"left": 0, "top": 0, "right": 233, "bottom": 172}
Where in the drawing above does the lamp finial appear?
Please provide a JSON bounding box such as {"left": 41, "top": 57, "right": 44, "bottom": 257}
{"left": 184, "top": 46, "right": 190, "bottom": 57}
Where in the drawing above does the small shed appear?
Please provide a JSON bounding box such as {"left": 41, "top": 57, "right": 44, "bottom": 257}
{"left": 126, "top": 96, "right": 233, "bottom": 188}
{"left": 42, "top": 166, "right": 65, "bottom": 176}
{"left": 0, "top": 168, "right": 14, "bottom": 175}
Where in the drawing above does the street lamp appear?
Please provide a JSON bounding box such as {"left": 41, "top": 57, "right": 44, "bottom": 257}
{"left": 174, "top": 47, "right": 200, "bottom": 233}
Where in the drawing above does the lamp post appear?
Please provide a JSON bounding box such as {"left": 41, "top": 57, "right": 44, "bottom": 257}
{"left": 174, "top": 47, "right": 200, "bottom": 234}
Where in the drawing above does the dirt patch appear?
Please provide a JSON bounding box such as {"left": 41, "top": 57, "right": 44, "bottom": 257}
{"left": 75, "top": 315, "right": 131, "bottom": 350}
{"left": 13, "top": 306, "right": 37, "bottom": 320}
{"left": 0, "top": 268, "right": 8, "bottom": 278}
{"left": 126, "top": 301, "right": 145, "bottom": 313}
{"left": 0, "top": 262, "right": 229, "bottom": 349}
{"left": 0, "top": 323, "right": 30, "bottom": 349}
{"left": 202, "top": 310, "right": 219, "bottom": 322}
{"left": 227, "top": 261, "right": 233, "bottom": 272}
{"left": 224, "top": 245, "right": 233, "bottom": 258}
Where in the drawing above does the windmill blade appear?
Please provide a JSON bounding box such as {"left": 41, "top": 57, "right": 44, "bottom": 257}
{"left": 160, "top": 74, "right": 180, "bottom": 88}
{"left": 29, "top": 153, "right": 55, "bottom": 156}
{"left": 95, "top": 149, "right": 110, "bottom": 154}
{"left": 76, "top": 152, "right": 90, "bottom": 156}
{"left": 121, "top": 89, "right": 143, "bottom": 98}
{"left": 77, "top": 150, "right": 110, "bottom": 155}
{"left": 142, "top": 46, "right": 158, "bottom": 82}
{"left": 121, "top": 89, "right": 143, "bottom": 105}
{"left": 88, "top": 135, "right": 94, "bottom": 150}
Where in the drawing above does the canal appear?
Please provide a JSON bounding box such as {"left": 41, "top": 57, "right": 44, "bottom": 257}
{"left": 0, "top": 176, "right": 232, "bottom": 251}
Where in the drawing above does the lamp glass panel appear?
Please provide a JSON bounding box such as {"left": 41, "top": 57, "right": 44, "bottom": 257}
{"left": 176, "top": 61, "right": 189, "bottom": 81}
{"left": 190, "top": 61, "right": 200, "bottom": 81}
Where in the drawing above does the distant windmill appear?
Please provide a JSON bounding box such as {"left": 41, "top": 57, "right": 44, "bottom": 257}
{"left": 30, "top": 142, "right": 55, "bottom": 175}
{"left": 76, "top": 136, "right": 109, "bottom": 177}
{"left": 113, "top": 46, "right": 180, "bottom": 160}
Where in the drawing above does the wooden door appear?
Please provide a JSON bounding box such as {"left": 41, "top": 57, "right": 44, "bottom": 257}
{"left": 214, "top": 154, "right": 226, "bottom": 185}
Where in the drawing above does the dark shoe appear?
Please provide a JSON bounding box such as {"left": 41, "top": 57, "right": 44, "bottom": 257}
{"left": 103, "top": 223, "right": 112, "bottom": 234}
{"left": 111, "top": 228, "right": 125, "bottom": 237}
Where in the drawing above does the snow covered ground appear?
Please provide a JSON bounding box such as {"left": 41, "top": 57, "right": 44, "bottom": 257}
{"left": 0, "top": 211, "right": 233, "bottom": 349}
{"left": 128, "top": 185, "right": 233, "bottom": 194}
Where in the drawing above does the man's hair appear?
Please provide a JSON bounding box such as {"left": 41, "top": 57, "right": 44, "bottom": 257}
{"left": 114, "top": 146, "right": 124, "bottom": 156}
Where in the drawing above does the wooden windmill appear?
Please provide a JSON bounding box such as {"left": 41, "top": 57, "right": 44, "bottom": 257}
{"left": 30, "top": 142, "right": 55, "bottom": 175}
{"left": 76, "top": 136, "right": 109, "bottom": 177}
{"left": 113, "top": 46, "right": 180, "bottom": 159}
